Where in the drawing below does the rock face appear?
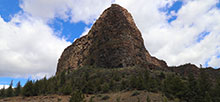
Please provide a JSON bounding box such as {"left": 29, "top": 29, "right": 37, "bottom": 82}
{"left": 56, "top": 4, "right": 167, "bottom": 74}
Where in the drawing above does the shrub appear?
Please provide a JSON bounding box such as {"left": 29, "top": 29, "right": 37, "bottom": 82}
{"left": 131, "top": 91, "right": 140, "bottom": 96}
{"left": 102, "top": 95, "right": 110, "bottom": 100}
{"left": 146, "top": 95, "right": 151, "bottom": 102}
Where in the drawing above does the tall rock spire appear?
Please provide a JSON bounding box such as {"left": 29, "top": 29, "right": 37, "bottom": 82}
{"left": 56, "top": 4, "right": 167, "bottom": 74}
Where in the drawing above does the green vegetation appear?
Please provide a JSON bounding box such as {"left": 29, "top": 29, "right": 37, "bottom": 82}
{"left": 69, "top": 90, "right": 85, "bottom": 102}
{"left": 116, "top": 96, "right": 121, "bottom": 102}
{"left": 6, "top": 81, "right": 14, "bottom": 97}
{"left": 102, "top": 95, "right": 110, "bottom": 100}
{"left": 0, "top": 66, "right": 220, "bottom": 102}
{"left": 22, "top": 80, "right": 35, "bottom": 97}
{"left": 14, "top": 81, "right": 21, "bottom": 96}
{"left": 131, "top": 91, "right": 140, "bottom": 96}
{"left": 146, "top": 95, "right": 151, "bottom": 102}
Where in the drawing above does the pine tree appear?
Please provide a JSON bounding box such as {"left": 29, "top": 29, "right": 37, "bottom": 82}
{"left": 204, "top": 92, "right": 212, "bottom": 102}
{"left": 212, "top": 77, "right": 220, "bottom": 102}
{"left": 69, "top": 90, "right": 85, "bottom": 102}
{"left": 14, "top": 81, "right": 21, "bottom": 96}
{"left": 42, "top": 76, "right": 48, "bottom": 94}
{"left": 184, "top": 73, "right": 200, "bottom": 102}
{"left": 198, "top": 71, "right": 212, "bottom": 102}
{"left": 143, "top": 70, "right": 150, "bottom": 90}
{"left": 22, "top": 80, "right": 34, "bottom": 97}
{"left": 33, "top": 80, "right": 40, "bottom": 96}
{"left": 159, "top": 72, "right": 165, "bottom": 79}
{"left": 61, "top": 84, "right": 72, "bottom": 95}
{"left": 163, "top": 75, "right": 186, "bottom": 99}
{"left": 0, "top": 87, "right": 6, "bottom": 98}
{"left": 6, "top": 80, "right": 14, "bottom": 97}
{"left": 60, "top": 71, "right": 66, "bottom": 86}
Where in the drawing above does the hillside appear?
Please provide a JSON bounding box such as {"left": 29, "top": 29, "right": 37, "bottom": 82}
{"left": 0, "top": 90, "right": 172, "bottom": 102}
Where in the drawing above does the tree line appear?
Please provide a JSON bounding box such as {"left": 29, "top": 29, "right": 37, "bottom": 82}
{"left": 0, "top": 66, "right": 220, "bottom": 102}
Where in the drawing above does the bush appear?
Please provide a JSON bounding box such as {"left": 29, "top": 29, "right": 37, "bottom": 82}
{"left": 102, "top": 95, "right": 110, "bottom": 100}
{"left": 131, "top": 91, "right": 140, "bottom": 96}
{"left": 146, "top": 95, "right": 151, "bottom": 102}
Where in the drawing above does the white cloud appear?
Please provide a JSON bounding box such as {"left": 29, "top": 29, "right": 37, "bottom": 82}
{"left": 80, "top": 27, "right": 91, "bottom": 37}
{"left": 0, "top": 14, "right": 71, "bottom": 78}
{"left": 115, "top": 0, "right": 220, "bottom": 68}
{"left": 0, "top": 85, "right": 9, "bottom": 89}
{"left": 209, "top": 56, "right": 220, "bottom": 68}
{"left": 20, "top": 0, "right": 113, "bottom": 24}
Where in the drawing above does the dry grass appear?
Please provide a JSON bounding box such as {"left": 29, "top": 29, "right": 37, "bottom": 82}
{"left": 0, "top": 90, "right": 170, "bottom": 102}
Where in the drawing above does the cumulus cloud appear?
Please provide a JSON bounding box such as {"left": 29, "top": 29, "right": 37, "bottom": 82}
{"left": 20, "top": 0, "right": 113, "bottom": 24}
{"left": 0, "top": 14, "right": 70, "bottom": 78}
{"left": 115, "top": 0, "right": 220, "bottom": 67}
{"left": 209, "top": 56, "right": 220, "bottom": 68}
{"left": 0, "top": 85, "right": 9, "bottom": 89}
{"left": 80, "top": 27, "right": 91, "bottom": 37}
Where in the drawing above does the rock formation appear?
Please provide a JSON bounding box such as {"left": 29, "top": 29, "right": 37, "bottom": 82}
{"left": 56, "top": 4, "right": 167, "bottom": 74}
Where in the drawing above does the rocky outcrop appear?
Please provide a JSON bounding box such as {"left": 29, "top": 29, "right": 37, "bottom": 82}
{"left": 56, "top": 4, "right": 167, "bottom": 74}
{"left": 169, "top": 63, "right": 220, "bottom": 80}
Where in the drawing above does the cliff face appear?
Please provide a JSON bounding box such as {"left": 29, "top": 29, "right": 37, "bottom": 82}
{"left": 56, "top": 4, "right": 167, "bottom": 74}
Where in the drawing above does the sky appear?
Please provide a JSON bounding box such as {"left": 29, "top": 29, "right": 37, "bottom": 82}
{"left": 0, "top": 0, "right": 220, "bottom": 88}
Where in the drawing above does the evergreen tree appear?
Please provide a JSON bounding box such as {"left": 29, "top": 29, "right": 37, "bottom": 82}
{"left": 159, "top": 72, "right": 166, "bottom": 79}
{"left": 184, "top": 73, "right": 200, "bottom": 102}
{"left": 163, "top": 75, "right": 186, "bottom": 99}
{"left": 33, "top": 80, "right": 40, "bottom": 96}
{"left": 47, "top": 77, "right": 58, "bottom": 94}
{"left": 198, "top": 71, "right": 212, "bottom": 102}
{"left": 60, "top": 84, "right": 72, "bottom": 95}
{"left": 14, "top": 81, "right": 21, "bottom": 96}
{"left": 102, "top": 83, "right": 110, "bottom": 93}
{"left": 41, "top": 76, "right": 48, "bottom": 94}
{"left": 22, "top": 80, "right": 34, "bottom": 97}
{"left": 143, "top": 70, "right": 150, "bottom": 90}
{"left": 6, "top": 80, "right": 14, "bottom": 97}
{"left": 60, "top": 71, "right": 66, "bottom": 86}
{"left": 212, "top": 77, "right": 220, "bottom": 102}
{"left": 69, "top": 90, "right": 85, "bottom": 102}
{"left": 130, "top": 75, "right": 138, "bottom": 89}
{"left": 204, "top": 92, "right": 212, "bottom": 102}
{"left": 0, "top": 87, "right": 6, "bottom": 98}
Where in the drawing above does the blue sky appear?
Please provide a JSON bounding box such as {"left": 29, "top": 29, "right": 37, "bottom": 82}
{"left": 0, "top": 0, "right": 22, "bottom": 22}
{"left": 0, "top": 0, "right": 220, "bottom": 88}
{"left": 48, "top": 18, "right": 92, "bottom": 42}
{"left": 160, "top": 0, "right": 183, "bottom": 23}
